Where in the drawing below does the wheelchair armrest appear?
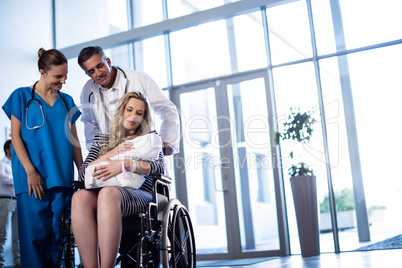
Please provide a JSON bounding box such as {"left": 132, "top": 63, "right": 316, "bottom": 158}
{"left": 152, "top": 173, "right": 172, "bottom": 200}
{"left": 71, "top": 180, "right": 85, "bottom": 190}
{"left": 150, "top": 174, "right": 172, "bottom": 221}
{"left": 150, "top": 173, "right": 172, "bottom": 185}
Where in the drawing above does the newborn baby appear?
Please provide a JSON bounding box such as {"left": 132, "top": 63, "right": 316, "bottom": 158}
{"left": 85, "top": 132, "right": 162, "bottom": 189}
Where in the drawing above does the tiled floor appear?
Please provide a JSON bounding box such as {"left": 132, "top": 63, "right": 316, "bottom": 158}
{"left": 4, "top": 222, "right": 402, "bottom": 267}
{"left": 197, "top": 249, "right": 402, "bottom": 268}
{"left": 4, "top": 249, "right": 402, "bottom": 267}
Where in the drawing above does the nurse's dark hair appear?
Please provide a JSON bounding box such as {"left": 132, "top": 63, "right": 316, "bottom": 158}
{"left": 37, "top": 48, "right": 67, "bottom": 73}
{"left": 77, "top": 46, "right": 107, "bottom": 69}
{"left": 3, "top": 139, "right": 11, "bottom": 154}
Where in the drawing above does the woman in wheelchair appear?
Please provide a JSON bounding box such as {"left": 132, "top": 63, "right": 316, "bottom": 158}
{"left": 71, "top": 91, "right": 165, "bottom": 268}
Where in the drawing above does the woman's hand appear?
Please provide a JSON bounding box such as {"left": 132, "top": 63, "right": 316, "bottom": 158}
{"left": 92, "top": 160, "right": 123, "bottom": 181}
{"left": 89, "top": 141, "right": 134, "bottom": 166}
{"left": 107, "top": 141, "right": 134, "bottom": 158}
{"left": 27, "top": 170, "right": 44, "bottom": 200}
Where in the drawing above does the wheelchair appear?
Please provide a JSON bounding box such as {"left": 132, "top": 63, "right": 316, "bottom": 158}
{"left": 56, "top": 173, "right": 196, "bottom": 268}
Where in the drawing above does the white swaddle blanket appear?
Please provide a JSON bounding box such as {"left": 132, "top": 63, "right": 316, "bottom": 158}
{"left": 85, "top": 132, "right": 162, "bottom": 189}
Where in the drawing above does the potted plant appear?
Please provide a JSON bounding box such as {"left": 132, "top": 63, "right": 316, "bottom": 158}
{"left": 276, "top": 107, "right": 319, "bottom": 257}
{"left": 319, "top": 188, "right": 356, "bottom": 232}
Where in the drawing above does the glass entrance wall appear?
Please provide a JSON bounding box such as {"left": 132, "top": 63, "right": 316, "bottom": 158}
{"left": 267, "top": 0, "right": 402, "bottom": 254}
{"left": 347, "top": 45, "right": 402, "bottom": 249}
{"left": 133, "top": 36, "right": 168, "bottom": 88}
{"left": 266, "top": 0, "right": 312, "bottom": 65}
{"left": 227, "top": 78, "right": 280, "bottom": 252}
{"left": 337, "top": 0, "right": 402, "bottom": 50}
{"left": 271, "top": 62, "right": 327, "bottom": 254}
{"left": 169, "top": 11, "right": 267, "bottom": 85}
{"left": 52, "top": 0, "right": 402, "bottom": 259}
{"left": 179, "top": 88, "right": 228, "bottom": 255}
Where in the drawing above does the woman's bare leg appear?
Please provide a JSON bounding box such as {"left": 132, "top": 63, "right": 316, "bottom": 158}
{"left": 71, "top": 190, "right": 99, "bottom": 268}
{"left": 97, "top": 187, "right": 123, "bottom": 268}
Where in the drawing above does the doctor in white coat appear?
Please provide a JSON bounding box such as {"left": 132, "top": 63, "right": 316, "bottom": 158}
{"left": 78, "top": 46, "right": 180, "bottom": 155}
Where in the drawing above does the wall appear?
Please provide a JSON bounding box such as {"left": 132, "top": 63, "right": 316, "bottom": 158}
{"left": 0, "top": 0, "right": 53, "bottom": 147}
{"left": 0, "top": 1, "right": 53, "bottom": 265}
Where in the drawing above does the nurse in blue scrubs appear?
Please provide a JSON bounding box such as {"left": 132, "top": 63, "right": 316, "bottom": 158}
{"left": 2, "top": 48, "right": 83, "bottom": 267}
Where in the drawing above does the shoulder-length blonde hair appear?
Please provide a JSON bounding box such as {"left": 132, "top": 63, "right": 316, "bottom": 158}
{"left": 100, "top": 91, "right": 152, "bottom": 156}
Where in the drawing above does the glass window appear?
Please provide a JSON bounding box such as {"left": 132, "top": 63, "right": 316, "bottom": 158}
{"left": 314, "top": 44, "right": 402, "bottom": 252}
{"left": 346, "top": 45, "right": 402, "bottom": 248}
{"left": 167, "top": 0, "right": 226, "bottom": 19}
{"left": 106, "top": 45, "right": 133, "bottom": 70}
{"left": 229, "top": 12, "right": 267, "bottom": 72}
{"left": 339, "top": 0, "right": 402, "bottom": 50}
{"left": 266, "top": 0, "right": 312, "bottom": 65}
{"left": 317, "top": 57, "right": 354, "bottom": 252}
{"left": 170, "top": 12, "right": 266, "bottom": 85}
{"left": 55, "top": 0, "right": 128, "bottom": 48}
{"left": 227, "top": 78, "right": 280, "bottom": 252}
{"left": 179, "top": 87, "right": 229, "bottom": 254}
{"left": 170, "top": 20, "right": 231, "bottom": 85}
{"left": 131, "top": 0, "right": 163, "bottom": 27}
{"left": 134, "top": 36, "right": 168, "bottom": 88}
{"left": 311, "top": 0, "right": 337, "bottom": 55}
{"left": 272, "top": 62, "right": 325, "bottom": 255}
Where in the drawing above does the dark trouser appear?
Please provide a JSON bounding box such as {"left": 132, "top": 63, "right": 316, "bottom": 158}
{"left": 16, "top": 187, "right": 73, "bottom": 268}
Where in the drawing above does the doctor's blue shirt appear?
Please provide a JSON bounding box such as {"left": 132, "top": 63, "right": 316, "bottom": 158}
{"left": 2, "top": 86, "right": 81, "bottom": 195}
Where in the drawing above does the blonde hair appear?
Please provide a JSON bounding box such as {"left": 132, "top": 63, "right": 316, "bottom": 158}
{"left": 100, "top": 91, "right": 152, "bottom": 155}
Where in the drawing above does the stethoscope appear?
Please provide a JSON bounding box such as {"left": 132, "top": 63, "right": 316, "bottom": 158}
{"left": 26, "top": 81, "right": 70, "bottom": 130}
{"left": 88, "top": 66, "right": 127, "bottom": 123}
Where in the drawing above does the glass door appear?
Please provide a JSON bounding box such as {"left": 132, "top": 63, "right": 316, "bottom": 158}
{"left": 171, "top": 70, "right": 286, "bottom": 260}
{"left": 225, "top": 78, "right": 280, "bottom": 253}
{"left": 177, "top": 86, "right": 229, "bottom": 255}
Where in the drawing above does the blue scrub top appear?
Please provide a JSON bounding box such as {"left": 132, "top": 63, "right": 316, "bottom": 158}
{"left": 2, "top": 86, "right": 81, "bottom": 195}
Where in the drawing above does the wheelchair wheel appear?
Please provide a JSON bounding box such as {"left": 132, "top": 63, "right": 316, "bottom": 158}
{"left": 161, "top": 199, "right": 196, "bottom": 268}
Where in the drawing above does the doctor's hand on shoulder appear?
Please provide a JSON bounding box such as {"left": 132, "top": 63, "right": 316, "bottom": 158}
{"left": 26, "top": 169, "right": 44, "bottom": 200}
{"left": 163, "top": 142, "right": 174, "bottom": 156}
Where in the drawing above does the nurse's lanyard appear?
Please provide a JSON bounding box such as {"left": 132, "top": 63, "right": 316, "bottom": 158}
{"left": 88, "top": 66, "right": 127, "bottom": 123}
{"left": 26, "top": 81, "right": 70, "bottom": 130}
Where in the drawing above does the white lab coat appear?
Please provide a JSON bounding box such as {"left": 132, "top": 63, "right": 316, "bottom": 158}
{"left": 80, "top": 68, "right": 180, "bottom": 152}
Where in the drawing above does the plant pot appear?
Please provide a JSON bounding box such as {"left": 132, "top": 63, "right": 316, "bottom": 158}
{"left": 290, "top": 175, "right": 320, "bottom": 257}
{"left": 369, "top": 208, "right": 387, "bottom": 224}
{"left": 320, "top": 210, "right": 356, "bottom": 232}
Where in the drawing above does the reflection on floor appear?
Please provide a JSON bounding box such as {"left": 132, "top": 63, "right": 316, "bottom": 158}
{"left": 198, "top": 257, "right": 277, "bottom": 267}
{"left": 4, "top": 248, "right": 402, "bottom": 268}
{"left": 3, "top": 220, "right": 402, "bottom": 267}
{"left": 197, "top": 249, "right": 402, "bottom": 268}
